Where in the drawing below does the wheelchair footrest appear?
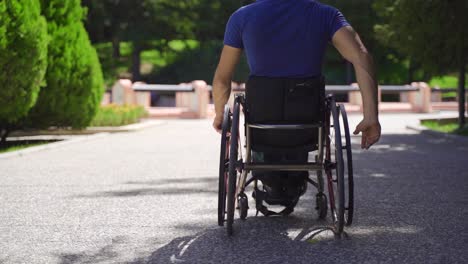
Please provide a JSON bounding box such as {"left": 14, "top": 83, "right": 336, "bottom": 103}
{"left": 252, "top": 187, "right": 297, "bottom": 217}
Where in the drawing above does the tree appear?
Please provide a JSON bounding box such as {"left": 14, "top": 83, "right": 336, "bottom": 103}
{"left": 148, "top": 41, "right": 250, "bottom": 84}
{"left": 193, "top": 0, "right": 246, "bottom": 41}
{"left": 0, "top": 0, "right": 48, "bottom": 144}
{"left": 26, "top": 0, "right": 104, "bottom": 129}
{"left": 83, "top": 0, "right": 198, "bottom": 81}
{"left": 374, "top": 0, "right": 468, "bottom": 128}
{"left": 82, "top": 0, "right": 131, "bottom": 58}
{"left": 322, "top": 0, "right": 379, "bottom": 50}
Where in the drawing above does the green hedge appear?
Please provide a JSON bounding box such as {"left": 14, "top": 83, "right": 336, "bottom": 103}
{"left": 90, "top": 105, "right": 148, "bottom": 127}
{"left": 0, "top": 0, "right": 48, "bottom": 125}
{"left": 27, "top": 0, "right": 104, "bottom": 129}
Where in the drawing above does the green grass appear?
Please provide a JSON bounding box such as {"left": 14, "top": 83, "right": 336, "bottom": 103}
{"left": 429, "top": 75, "right": 468, "bottom": 99}
{"left": 90, "top": 104, "right": 149, "bottom": 127}
{"left": 0, "top": 141, "right": 52, "bottom": 154}
{"left": 429, "top": 75, "right": 468, "bottom": 88}
{"left": 421, "top": 120, "right": 468, "bottom": 136}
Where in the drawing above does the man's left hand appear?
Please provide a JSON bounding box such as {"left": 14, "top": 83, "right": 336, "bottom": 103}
{"left": 353, "top": 119, "right": 381, "bottom": 149}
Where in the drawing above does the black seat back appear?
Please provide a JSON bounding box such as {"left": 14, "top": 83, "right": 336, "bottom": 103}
{"left": 245, "top": 76, "right": 325, "bottom": 152}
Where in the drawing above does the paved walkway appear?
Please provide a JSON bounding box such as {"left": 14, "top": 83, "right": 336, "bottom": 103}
{"left": 1, "top": 112, "right": 467, "bottom": 263}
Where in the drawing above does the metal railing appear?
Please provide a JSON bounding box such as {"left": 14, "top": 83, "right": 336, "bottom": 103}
{"left": 132, "top": 83, "right": 194, "bottom": 93}
{"left": 230, "top": 84, "right": 419, "bottom": 93}
{"left": 132, "top": 83, "right": 426, "bottom": 94}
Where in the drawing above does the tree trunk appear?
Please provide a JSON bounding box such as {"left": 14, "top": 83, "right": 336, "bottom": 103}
{"left": 345, "top": 61, "right": 353, "bottom": 84}
{"left": 112, "top": 37, "right": 120, "bottom": 58}
{"left": 408, "top": 59, "right": 415, "bottom": 83}
{"left": 131, "top": 42, "right": 142, "bottom": 81}
{"left": 458, "top": 58, "right": 466, "bottom": 129}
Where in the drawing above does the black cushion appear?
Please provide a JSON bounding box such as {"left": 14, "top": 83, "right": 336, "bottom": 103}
{"left": 245, "top": 76, "right": 325, "bottom": 152}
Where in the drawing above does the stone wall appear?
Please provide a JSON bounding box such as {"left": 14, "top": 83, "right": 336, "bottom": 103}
{"left": 106, "top": 80, "right": 436, "bottom": 118}
{"left": 109, "top": 79, "right": 210, "bottom": 118}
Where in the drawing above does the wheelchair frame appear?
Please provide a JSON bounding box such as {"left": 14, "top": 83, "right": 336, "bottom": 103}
{"left": 218, "top": 93, "right": 354, "bottom": 237}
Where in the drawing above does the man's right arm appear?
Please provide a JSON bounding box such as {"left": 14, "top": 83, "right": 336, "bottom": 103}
{"left": 332, "top": 26, "right": 381, "bottom": 149}
{"left": 212, "top": 45, "right": 242, "bottom": 133}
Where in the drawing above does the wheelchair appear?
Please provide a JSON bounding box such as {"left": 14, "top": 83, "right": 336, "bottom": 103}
{"left": 217, "top": 76, "right": 354, "bottom": 236}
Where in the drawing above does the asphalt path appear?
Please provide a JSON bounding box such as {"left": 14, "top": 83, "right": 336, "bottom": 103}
{"left": 1, "top": 113, "right": 467, "bottom": 263}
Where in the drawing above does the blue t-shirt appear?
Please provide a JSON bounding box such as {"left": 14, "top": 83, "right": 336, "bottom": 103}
{"left": 224, "top": 0, "right": 350, "bottom": 78}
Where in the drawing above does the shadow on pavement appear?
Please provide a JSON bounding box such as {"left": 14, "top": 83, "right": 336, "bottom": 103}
{"left": 75, "top": 187, "right": 217, "bottom": 198}
{"left": 58, "top": 216, "right": 432, "bottom": 264}
{"left": 129, "top": 218, "right": 338, "bottom": 264}
{"left": 56, "top": 237, "right": 126, "bottom": 264}
{"left": 60, "top": 133, "right": 467, "bottom": 263}
{"left": 74, "top": 177, "right": 218, "bottom": 198}
{"left": 125, "top": 177, "right": 217, "bottom": 186}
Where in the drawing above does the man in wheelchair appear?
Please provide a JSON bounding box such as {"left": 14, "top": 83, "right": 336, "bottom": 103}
{"left": 212, "top": 0, "right": 381, "bottom": 233}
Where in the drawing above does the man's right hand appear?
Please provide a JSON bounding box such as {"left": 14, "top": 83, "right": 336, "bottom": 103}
{"left": 353, "top": 119, "right": 381, "bottom": 149}
{"left": 212, "top": 115, "right": 223, "bottom": 134}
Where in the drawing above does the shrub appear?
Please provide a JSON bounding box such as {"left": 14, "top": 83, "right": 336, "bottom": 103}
{"left": 27, "top": 0, "right": 104, "bottom": 129}
{"left": 0, "top": 0, "right": 48, "bottom": 126}
{"left": 90, "top": 104, "right": 148, "bottom": 127}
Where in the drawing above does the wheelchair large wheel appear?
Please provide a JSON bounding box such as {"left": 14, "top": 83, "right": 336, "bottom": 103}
{"left": 226, "top": 100, "right": 241, "bottom": 236}
{"left": 338, "top": 104, "right": 354, "bottom": 226}
{"left": 217, "top": 105, "right": 231, "bottom": 226}
{"left": 325, "top": 97, "right": 345, "bottom": 235}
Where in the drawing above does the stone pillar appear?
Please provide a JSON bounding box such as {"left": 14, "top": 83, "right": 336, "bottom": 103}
{"left": 132, "top": 82, "right": 151, "bottom": 109}
{"left": 408, "top": 82, "right": 420, "bottom": 112}
{"left": 175, "top": 82, "right": 192, "bottom": 108}
{"left": 348, "top": 83, "right": 382, "bottom": 109}
{"left": 135, "top": 92, "right": 151, "bottom": 109}
{"left": 175, "top": 92, "right": 189, "bottom": 108}
{"left": 112, "top": 79, "right": 135, "bottom": 105}
{"left": 101, "top": 91, "right": 111, "bottom": 105}
{"left": 193, "top": 80, "right": 210, "bottom": 118}
{"left": 409, "top": 82, "right": 432, "bottom": 113}
{"left": 419, "top": 82, "right": 432, "bottom": 113}
{"left": 348, "top": 83, "right": 362, "bottom": 110}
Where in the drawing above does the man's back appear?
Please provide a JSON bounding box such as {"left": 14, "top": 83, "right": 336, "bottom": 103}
{"left": 224, "top": 0, "right": 349, "bottom": 78}
{"left": 213, "top": 0, "right": 380, "bottom": 150}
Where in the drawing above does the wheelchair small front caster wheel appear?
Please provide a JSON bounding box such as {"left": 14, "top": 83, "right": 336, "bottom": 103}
{"left": 237, "top": 193, "right": 249, "bottom": 220}
{"left": 316, "top": 193, "right": 328, "bottom": 220}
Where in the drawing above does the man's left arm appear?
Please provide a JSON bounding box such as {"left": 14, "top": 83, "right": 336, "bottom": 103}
{"left": 212, "top": 45, "right": 242, "bottom": 133}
